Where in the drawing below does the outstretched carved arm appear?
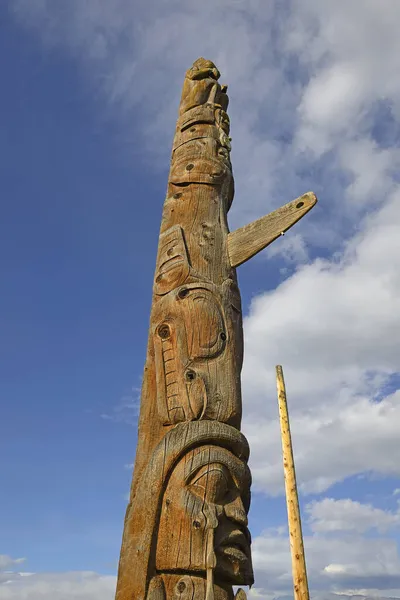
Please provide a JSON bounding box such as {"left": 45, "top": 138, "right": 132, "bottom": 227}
{"left": 227, "top": 192, "right": 317, "bottom": 268}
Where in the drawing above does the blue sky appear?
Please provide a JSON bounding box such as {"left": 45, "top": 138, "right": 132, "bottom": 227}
{"left": 1, "top": 2, "right": 400, "bottom": 599}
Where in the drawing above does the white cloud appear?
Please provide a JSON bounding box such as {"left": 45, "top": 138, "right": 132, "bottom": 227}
{"left": 0, "top": 557, "right": 27, "bottom": 586}
{"left": 333, "top": 592, "right": 400, "bottom": 600}
{"left": 306, "top": 498, "right": 400, "bottom": 534}
{"left": 289, "top": 1, "right": 400, "bottom": 152}
{"left": 241, "top": 181, "right": 400, "bottom": 494}
{"left": 0, "top": 571, "right": 115, "bottom": 600}
{"left": 251, "top": 528, "right": 400, "bottom": 598}
{"left": 0, "top": 558, "right": 25, "bottom": 571}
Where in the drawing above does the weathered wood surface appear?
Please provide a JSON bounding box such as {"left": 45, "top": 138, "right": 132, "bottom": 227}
{"left": 115, "top": 58, "right": 317, "bottom": 600}
{"left": 276, "top": 366, "right": 310, "bottom": 600}
{"left": 227, "top": 192, "right": 317, "bottom": 268}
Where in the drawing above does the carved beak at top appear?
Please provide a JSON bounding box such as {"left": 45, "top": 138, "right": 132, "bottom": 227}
{"left": 189, "top": 58, "right": 221, "bottom": 81}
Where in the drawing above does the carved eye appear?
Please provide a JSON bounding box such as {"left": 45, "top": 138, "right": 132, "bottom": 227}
{"left": 189, "top": 464, "right": 230, "bottom": 504}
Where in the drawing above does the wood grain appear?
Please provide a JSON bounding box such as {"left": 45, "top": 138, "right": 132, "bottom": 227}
{"left": 227, "top": 192, "right": 317, "bottom": 268}
{"left": 276, "top": 366, "right": 310, "bottom": 600}
{"left": 114, "top": 57, "right": 316, "bottom": 600}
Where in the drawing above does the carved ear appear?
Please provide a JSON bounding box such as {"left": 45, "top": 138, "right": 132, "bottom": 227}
{"left": 227, "top": 192, "right": 317, "bottom": 268}
{"left": 234, "top": 589, "right": 247, "bottom": 600}
{"left": 147, "top": 576, "right": 166, "bottom": 600}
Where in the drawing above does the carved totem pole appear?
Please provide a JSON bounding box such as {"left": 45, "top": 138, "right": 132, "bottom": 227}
{"left": 115, "top": 58, "right": 316, "bottom": 600}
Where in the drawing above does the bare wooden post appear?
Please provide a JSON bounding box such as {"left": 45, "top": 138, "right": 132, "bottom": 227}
{"left": 114, "top": 58, "right": 317, "bottom": 600}
{"left": 276, "top": 365, "right": 310, "bottom": 600}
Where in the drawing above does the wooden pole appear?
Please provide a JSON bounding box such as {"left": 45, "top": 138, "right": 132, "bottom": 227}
{"left": 276, "top": 365, "right": 310, "bottom": 600}
{"left": 113, "top": 56, "right": 317, "bottom": 600}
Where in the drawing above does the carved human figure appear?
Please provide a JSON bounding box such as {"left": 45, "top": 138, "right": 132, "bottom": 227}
{"left": 116, "top": 422, "right": 252, "bottom": 600}
{"left": 156, "top": 445, "right": 254, "bottom": 587}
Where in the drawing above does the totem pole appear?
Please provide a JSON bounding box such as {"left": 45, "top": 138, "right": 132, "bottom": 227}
{"left": 115, "top": 58, "right": 317, "bottom": 600}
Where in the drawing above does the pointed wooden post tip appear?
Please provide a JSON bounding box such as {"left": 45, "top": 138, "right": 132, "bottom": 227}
{"left": 276, "top": 365, "right": 310, "bottom": 600}
{"left": 276, "top": 365, "right": 284, "bottom": 388}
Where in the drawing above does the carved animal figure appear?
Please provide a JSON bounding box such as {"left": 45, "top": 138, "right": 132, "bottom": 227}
{"left": 115, "top": 58, "right": 317, "bottom": 600}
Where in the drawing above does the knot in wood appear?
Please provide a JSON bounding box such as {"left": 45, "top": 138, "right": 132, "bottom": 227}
{"left": 157, "top": 324, "right": 171, "bottom": 340}
{"left": 177, "top": 581, "right": 186, "bottom": 593}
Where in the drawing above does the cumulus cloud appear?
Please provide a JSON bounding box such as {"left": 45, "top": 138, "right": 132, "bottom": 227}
{"left": 242, "top": 188, "right": 400, "bottom": 494}
{"left": 0, "top": 571, "right": 116, "bottom": 600}
{"left": 306, "top": 498, "right": 400, "bottom": 534}
{"left": 0, "top": 556, "right": 27, "bottom": 586}
{"left": 250, "top": 527, "right": 400, "bottom": 598}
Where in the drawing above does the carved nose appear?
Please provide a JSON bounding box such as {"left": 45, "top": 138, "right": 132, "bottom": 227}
{"left": 224, "top": 496, "right": 248, "bottom": 526}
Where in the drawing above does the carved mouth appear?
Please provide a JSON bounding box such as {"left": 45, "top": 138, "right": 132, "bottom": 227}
{"left": 218, "top": 530, "right": 249, "bottom": 562}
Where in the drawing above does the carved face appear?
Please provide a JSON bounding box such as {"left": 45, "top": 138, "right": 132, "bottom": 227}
{"left": 189, "top": 58, "right": 220, "bottom": 80}
{"left": 156, "top": 445, "right": 254, "bottom": 586}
